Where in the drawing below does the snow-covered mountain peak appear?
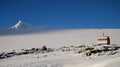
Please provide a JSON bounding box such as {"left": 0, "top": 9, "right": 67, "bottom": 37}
{"left": 11, "top": 20, "right": 34, "bottom": 29}
{"left": 16, "top": 20, "right": 23, "bottom": 25}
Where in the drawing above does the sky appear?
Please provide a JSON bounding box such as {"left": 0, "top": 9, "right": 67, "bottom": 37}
{"left": 0, "top": 0, "right": 120, "bottom": 29}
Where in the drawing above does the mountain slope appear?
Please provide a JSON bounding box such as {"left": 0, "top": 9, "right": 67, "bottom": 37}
{"left": 0, "top": 20, "right": 44, "bottom": 35}
{"left": 11, "top": 20, "right": 36, "bottom": 30}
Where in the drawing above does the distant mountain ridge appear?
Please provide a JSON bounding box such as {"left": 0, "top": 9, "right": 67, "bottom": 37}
{"left": 0, "top": 20, "right": 45, "bottom": 35}
{"left": 11, "top": 20, "right": 38, "bottom": 30}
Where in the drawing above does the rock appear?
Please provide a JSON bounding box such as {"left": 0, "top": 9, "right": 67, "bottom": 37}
{"left": 42, "top": 45, "right": 47, "bottom": 51}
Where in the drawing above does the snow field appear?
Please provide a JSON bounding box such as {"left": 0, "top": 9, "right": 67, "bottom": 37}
{"left": 0, "top": 29, "right": 120, "bottom": 67}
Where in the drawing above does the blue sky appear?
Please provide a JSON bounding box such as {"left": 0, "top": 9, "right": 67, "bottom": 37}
{"left": 0, "top": 0, "right": 120, "bottom": 28}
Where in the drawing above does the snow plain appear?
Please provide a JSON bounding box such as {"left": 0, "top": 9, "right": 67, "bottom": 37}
{"left": 0, "top": 29, "right": 120, "bottom": 67}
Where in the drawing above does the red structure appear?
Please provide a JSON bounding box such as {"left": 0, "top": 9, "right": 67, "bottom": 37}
{"left": 98, "top": 36, "right": 110, "bottom": 45}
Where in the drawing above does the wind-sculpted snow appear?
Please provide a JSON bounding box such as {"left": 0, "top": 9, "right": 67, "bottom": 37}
{"left": 0, "top": 48, "right": 120, "bottom": 67}
{"left": 0, "top": 45, "right": 120, "bottom": 67}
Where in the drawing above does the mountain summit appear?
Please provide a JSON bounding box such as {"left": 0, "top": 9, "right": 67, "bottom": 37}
{"left": 0, "top": 20, "right": 45, "bottom": 35}
{"left": 11, "top": 20, "right": 35, "bottom": 29}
